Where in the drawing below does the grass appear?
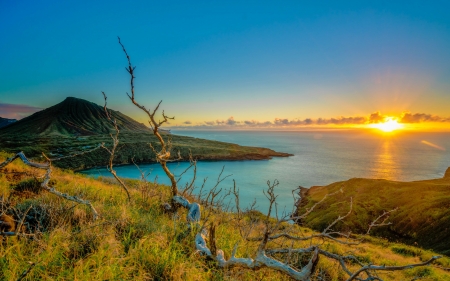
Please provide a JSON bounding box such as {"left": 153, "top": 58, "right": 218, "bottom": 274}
{"left": 1, "top": 151, "right": 449, "bottom": 280}
{"left": 298, "top": 176, "right": 450, "bottom": 255}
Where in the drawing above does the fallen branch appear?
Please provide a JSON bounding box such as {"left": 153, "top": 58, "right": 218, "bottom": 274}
{"left": 173, "top": 195, "right": 320, "bottom": 280}
{"left": 0, "top": 152, "right": 98, "bottom": 220}
{"left": 346, "top": 255, "right": 441, "bottom": 281}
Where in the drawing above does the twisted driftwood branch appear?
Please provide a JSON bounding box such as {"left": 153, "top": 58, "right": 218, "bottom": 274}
{"left": 172, "top": 195, "right": 320, "bottom": 280}
{"left": 0, "top": 152, "right": 98, "bottom": 220}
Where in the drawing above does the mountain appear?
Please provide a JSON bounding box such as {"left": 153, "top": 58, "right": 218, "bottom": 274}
{"left": 0, "top": 97, "right": 150, "bottom": 136}
{"left": 0, "top": 97, "right": 291, "bottom": 170}
{"left": 0, "top": 117, "right": 16, "bottom": 129}
{"left": 297, "top": 171, "right": 450, "bottom": 255}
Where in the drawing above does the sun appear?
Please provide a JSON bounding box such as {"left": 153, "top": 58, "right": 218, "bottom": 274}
{"left": 370, "top": 117, "right": 404, "bottom": 132}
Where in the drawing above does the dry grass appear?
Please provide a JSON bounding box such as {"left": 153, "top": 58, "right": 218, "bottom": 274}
{"left": 0, "top": 151, "right": 449, "bottom": 280}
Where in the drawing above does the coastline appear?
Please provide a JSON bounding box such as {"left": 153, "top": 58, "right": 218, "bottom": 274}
{"left": 75, "top": 150, "right": 293, "bottom": 172}
{"left": 0, "top": 132, "right": 294, "bottom": 171}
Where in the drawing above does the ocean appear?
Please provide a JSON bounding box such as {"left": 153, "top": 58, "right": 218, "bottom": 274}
{"left": 80, "top": 130, "right": 450, "bottom": 214}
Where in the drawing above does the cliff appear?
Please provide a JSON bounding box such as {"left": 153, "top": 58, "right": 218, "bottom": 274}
{"left": 444, "top": 167, "right": 450, "bottom": 179}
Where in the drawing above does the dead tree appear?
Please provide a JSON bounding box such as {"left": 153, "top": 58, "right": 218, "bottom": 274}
{"left": 117, "top": 38, "right": 442, "bottom": 280}
{"left": 118, "top": 37, "right": 180, "bottom": 198}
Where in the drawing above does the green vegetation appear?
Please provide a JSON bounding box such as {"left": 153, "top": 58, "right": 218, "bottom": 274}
{"left": 0, "top": 97, "right": 291, "bottom": 170}
{"left": 297, "top": 175, "right": 450, "bottom": 255}
{"left": 1, "top": 152, "right": 449, "bottom": 280}
{"left": 0, "top": 131, "right": 290, "bottom": 170}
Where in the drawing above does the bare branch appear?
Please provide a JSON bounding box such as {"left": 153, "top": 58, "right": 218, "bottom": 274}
{"left": 0, "top": 152, "right": 98, "bottom": 220}
{"left": 293, "top": 186, "right": 344, "bottom": 221}
{"left": 118, "top": 37, "right": 179, "bottom": 197}
{"left": 366, "top": 208, "right": 398, "bottom": 235}
{"left": 174, "top": 194, "right": 320, "bottom": 280}
{"left": 346, "top": 256, "right": 441, "bottom": 281}
{"left": 248, "top": 232, "right": 360, "bottom": 245}
{"left": 322, "top": 197, "right": 353, "bottom": 234}
{"left": 0, "top": 152, "right": 49, "bottom": 169}
{"left": 100, "top": 92, "right": 131, "bottom": 202}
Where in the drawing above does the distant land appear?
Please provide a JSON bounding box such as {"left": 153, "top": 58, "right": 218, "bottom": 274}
{"left": 0, "top": 117, "right": 16, "bottom": 129}
{"left": 297, "top": 168, "right": 450, "bottom": 255}
{"left": 0, "top": 97, "right": 291, "bottom": 170}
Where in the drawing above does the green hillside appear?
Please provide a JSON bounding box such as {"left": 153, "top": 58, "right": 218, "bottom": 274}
{"left": 0, "top": 97, "right": 149, "bottom": 136}
{"left": 0, "top": 97, "right": 291, "bottom": 170}
{"left": 297, "top": 171, "right": 450, "bottom": 255}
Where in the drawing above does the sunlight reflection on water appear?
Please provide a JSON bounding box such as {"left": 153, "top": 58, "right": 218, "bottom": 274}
{"left": 369, "top": 139, "right": 398, "bottom": 179}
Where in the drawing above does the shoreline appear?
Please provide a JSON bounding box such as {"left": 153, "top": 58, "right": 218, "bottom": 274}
{"left": 75, "top": 152, "right": 293, "bottom": 172}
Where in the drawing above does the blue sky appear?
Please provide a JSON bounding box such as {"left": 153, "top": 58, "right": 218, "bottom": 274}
{"left": 1, "top": 1, "right": 450, "bottom": 129}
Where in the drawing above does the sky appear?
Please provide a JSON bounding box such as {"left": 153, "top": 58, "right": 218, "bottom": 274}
{"left": 1, "top": 1, "right": 450, "bottom": 130}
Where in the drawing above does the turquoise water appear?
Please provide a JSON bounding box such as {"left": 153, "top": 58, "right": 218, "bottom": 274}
{"left": 80, "top": 130, "right": 450, "bottom": 213}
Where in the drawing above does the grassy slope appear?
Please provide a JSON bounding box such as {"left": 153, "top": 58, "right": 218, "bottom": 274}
{"left": 297, "top": 175, "right": 450, "bottom": 255}
{"left": 0, "top": 132, "right": 291, "bottom": 170}
{"left": 1, "top": 152, "right": 449, "bottom": 280}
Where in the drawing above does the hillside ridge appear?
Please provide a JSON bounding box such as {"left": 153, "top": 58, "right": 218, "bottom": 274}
{"left": 0, "top": 97, "right": 150, "bottom": 136}
{"left": 297, "top": 170, "right": 450, "bottom": 255}
{"left": 0, "top": 117, "right": 16, "bottom": 129}
{"left": 444, "top": 167, "right": 450, "bottom": 178}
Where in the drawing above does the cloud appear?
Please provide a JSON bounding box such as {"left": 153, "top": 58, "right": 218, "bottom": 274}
{"left": 183, "top": 121, "right": 192, "bottom": 124}
{"left": 274, "top": 118, "right": 289, "bottom": 125}
{"left": 226, "top": 116, "right": 237, "bottom": 125}
{"left": 0, "top": 103, "right": 42, "bottom": 119}
{"left": 369, "top": 111, "right": 384, "bottom": 123}
{"left": 400, "top": 112, "right": 450, "bottom": 123}
{"left": 171, "top": 112, "right": 450, "bottom": 130}
{"left": 211, "top": 117, "right": 240, "bottom": 126}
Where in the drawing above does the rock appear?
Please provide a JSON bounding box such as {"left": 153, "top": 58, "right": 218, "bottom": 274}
{"left": 295, "top": 186, "right": 310, "bottom": 210}
{"left": 444, "top": 167, "right": 450, "bottom": 179}
{"left": 298, "top": 186, "right": 309, "bottom": 199}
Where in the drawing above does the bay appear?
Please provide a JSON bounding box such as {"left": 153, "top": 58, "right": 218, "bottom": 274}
{"left": 80, "top": 130, "right": 450, "bottom": 214}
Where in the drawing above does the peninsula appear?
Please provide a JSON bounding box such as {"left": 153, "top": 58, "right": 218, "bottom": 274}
{"left": 0, "top": 97, "right": 292, "bottom": 170}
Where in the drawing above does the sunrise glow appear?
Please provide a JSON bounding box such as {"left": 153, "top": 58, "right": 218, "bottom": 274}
{"left": 370, "top": 117, "right": 404, "bottom": 132}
